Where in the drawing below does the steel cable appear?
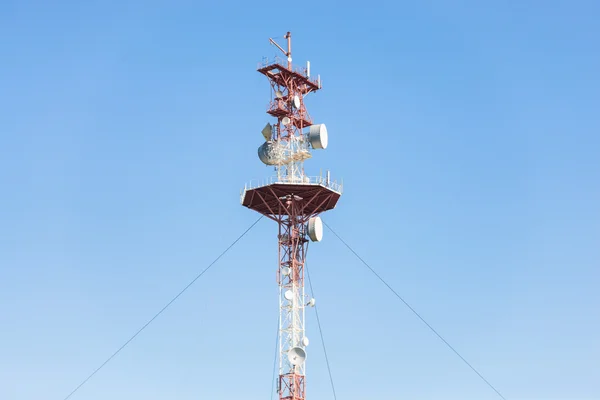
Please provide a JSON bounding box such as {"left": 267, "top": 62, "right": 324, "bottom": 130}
{"left": 323, "top": 220, "right": 507, "bottom": 400}
{"left": 305, "top": 253, "right": 338, "bottom": 400}
{"left": 62, "top": 216, "right": 263, "bottom": 400}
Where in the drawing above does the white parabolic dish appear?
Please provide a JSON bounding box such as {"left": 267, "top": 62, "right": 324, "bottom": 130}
{"left": 288, "top": 347, "right": 306, "bottom": 366}
{"left": 308, "top": 217, "right": 323, "bottom": 242}
{"left": 284, "top": 290, "right": 294, "bottom": 301}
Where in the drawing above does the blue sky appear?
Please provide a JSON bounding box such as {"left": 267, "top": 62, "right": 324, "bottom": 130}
{"left": 1, "top": 1, "right": 599, "bottom": 399}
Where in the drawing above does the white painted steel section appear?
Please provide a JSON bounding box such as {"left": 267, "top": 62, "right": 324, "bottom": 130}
{"left": 279, "top": 269, "right": 307, "bottom": 375}
{"left": 278, "top": 224, "right": 310, "bottom": 383}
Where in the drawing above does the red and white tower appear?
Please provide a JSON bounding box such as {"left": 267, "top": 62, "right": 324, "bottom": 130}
{"left": 241, "top": 32, "right": 342, "bottom": 400}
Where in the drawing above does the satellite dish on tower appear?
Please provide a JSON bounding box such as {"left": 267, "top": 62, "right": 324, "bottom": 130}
{"left": 308, "top": 217, "right": 323, "bottom": 242}
{"left": 308, "top": 124, "right": 328, "bottom": 150}
{"left": 292, "top": 95, "right": 300, "bottom": 109}
{"left": 284, "top": 290, "right": 294, "bottom": 301}
{"left": 281, "top": 266, "right": 291, "bottom": 276}
{"left": 261, "top": 123, "right": 272, "bottom": 141}
{"left": 288, "top": 347, "right": 306, "bottom": 366}
{"left": 282, "top": 117, "right": 291, "bottom": 126}
{"left": 302, "top": 337, "right": 310, "bottom": 347}
{"left": 275, "top": 90, "right": 283, "bottom": 99}
{"left": 258, "top": 141, "right": 281, "bottom": 165}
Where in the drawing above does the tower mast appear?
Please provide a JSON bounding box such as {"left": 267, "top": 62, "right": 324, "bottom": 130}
{"left": 242, "top": 32, "right": 342, "bottom": 400}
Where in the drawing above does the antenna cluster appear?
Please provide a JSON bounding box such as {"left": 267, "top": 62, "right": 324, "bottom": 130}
{"left": 242, "top": 32, "right": 342, "bottom": 400}
{"left": 257, "top": 32, "right": 329, "bottom": 183}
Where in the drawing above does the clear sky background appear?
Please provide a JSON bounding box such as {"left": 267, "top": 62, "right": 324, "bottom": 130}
{"left": 1, "top": 1, "right": 599, "bottom": 399}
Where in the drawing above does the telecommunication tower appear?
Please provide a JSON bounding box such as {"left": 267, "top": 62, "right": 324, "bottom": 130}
{"left": 241, "top": 32, "right": 342, "bottom": 400}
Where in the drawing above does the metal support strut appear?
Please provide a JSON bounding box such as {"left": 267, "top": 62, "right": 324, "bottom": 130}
{"left": 277, "top": 195, "right": 308, "bottom": 400}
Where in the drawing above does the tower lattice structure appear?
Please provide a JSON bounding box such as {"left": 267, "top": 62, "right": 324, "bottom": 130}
{"left": 241, "top": 32, "right": 342, "bottom": 400}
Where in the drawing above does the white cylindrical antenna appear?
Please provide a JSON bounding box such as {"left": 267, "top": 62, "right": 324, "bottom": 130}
{"left": 308, "top": 217, "right": 323, "bottom": 242}
{"left": 326, "top": 170, "right": 330, "bottom": 186}
{"left": 306, "top": 61, "right": 310, "bottom": 78}
{"left": 317, "top": 74, "right": 321, "bottom": 89}
{"left": 308, "top": 124, "right": 328, "bottom": 149}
